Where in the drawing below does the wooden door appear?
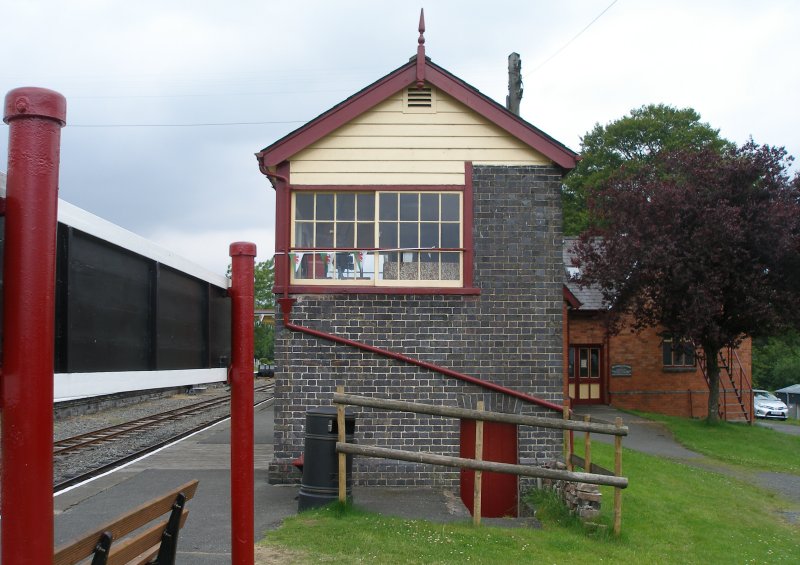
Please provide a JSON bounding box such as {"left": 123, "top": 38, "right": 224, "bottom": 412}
{"left": 568, "top": 345, "right": 603, "bottom": 404}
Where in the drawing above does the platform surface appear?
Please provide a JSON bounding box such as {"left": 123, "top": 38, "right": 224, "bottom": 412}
{"left": 53, "top": 402, "right": 470, "bottom": 563}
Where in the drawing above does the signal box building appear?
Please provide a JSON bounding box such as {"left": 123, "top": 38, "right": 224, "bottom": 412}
{"left": 256, "top": 21, "right": 578, "bottom": 515}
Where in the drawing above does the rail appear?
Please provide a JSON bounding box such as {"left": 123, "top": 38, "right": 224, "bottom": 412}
{"left": 332, "top": 387, "right": 629, "bottom": 534}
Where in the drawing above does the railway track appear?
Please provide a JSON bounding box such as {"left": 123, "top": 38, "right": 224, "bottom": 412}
{"left": 54, "top": 382, "right": 275, "bottom": 492}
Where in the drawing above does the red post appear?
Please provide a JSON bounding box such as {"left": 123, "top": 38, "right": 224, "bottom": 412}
{"left": 2, "top": 87, "right": 66, "bottom": 565}
{"left": 229, "top": 242, "right": 256, "bottom": 565}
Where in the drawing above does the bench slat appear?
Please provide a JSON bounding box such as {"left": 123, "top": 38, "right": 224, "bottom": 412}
{"left": 106, "top": 510, "right": 188, "bottom": 565}
{"left": 53, "top": 480, "right": 198, "bottom": 565}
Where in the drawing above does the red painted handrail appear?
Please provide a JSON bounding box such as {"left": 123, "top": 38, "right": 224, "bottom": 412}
{"left": 278, "top": 299, "right": 563, "bottom": 414}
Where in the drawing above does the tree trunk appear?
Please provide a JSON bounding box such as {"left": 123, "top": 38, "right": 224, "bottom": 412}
{"left": 704, "top": 345, "right": 720, "bottom": 424}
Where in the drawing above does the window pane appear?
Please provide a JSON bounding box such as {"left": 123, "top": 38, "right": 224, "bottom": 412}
{"left": 379, "top": 222, "right": 397, "bottom": 248}
{"left": 441, "top": 252, "right": 460, "bottom": 280}
{"left": 316, "top": 194, "right": 334, "bottom": 220}
{"left": 399, "top": 223, "right": 418, "bottom": 248}
{"left": 297, "top": 252, "right": 327, "bottom": 280}
{"left": 568, "top": 347, "right": 575, "bottom": 376}
{"left": 420, "top": 193, "right": 439, "bottom": 221}
{"left": 399, "top": 193, "right": 418, "bottom": 221}
{"left": 357, "top": 223, "right": 374, "bottom": 248}
{"left": 334, "top": 252, "right": 355, "bottom": 279}
{"left": 336, "top": 193, "right": 355, "bottom": 221}
{"left": 380, "top": 252, "right": 398, "bottom": 280}
{"left": 399, "top": 252, "right": 419, "bottom": 280}
{"left": 336, "top": 222, "right": 354, "bottom": 248}
{"left": 663, "top": 341, "right": 672, "bottom": 366}
{"left": 591, "top": 349, "right": 599, "bottom": 378}
{"left": 420, "top": 252, "right": 439, "bottom": 280}
{"left": 441, "top": 224, "right": 460, "bottom": 248}
{"left": 441, "top": 194, "right": 460, "bottom": 221}
{"left": 295, "top": 222, "right": 313, "bottom": 247}
{"left": 296, "top": 193, "right": 314, "bottom": 220}
{"left": 357, "top": 193, "right": 374, "bottom": 221}
{"left": 316, "top": 222, "right": 334, "bottom": 248}
{"left": 420, "top": 222, "right": 439, "bottom": 248}
{"left": 379, "top": 193, "right": 397, "bottom": 220}
{"left": 579, "top": 349, "right": 588, "bottom": 378}
{"left": 685, "top": 345, "right": 695, "bottom": 365}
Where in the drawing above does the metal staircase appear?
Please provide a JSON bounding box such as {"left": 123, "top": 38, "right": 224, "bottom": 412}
{"left": 698, "top": 347, "right": 753, "bottom": 423}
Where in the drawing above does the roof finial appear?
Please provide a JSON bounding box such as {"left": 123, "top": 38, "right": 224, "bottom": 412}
{"left": 416, "top": 8, "right": 426, "bottom": 88}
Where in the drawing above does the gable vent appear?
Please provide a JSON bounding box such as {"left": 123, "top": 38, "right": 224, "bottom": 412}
{"left": 403, "top": 86, "right": 436, "bottom": 113}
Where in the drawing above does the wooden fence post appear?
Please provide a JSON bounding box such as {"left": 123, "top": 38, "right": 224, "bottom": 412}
{"left": 473, "top": 400, "right": 484, "bottom": 526}
{"left": 337, "top": 385, "right": 346, "bottom": 503}
{"left": 563, "top": 406, "right": 572, "bottom": 471}
{"left": 613, "top": 416, "right": 623, "bottom": 535}
{"left": 583, "top": 415, "right": 592, "bottom": 472}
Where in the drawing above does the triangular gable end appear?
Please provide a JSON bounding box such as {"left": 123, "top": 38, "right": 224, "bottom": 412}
{"left": 257, "top": 58, "right": 579, "bottom": 172}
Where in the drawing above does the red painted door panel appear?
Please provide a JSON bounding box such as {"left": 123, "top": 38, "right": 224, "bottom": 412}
{"left": 460, "top": 419, "right": 518, "bottom": 517}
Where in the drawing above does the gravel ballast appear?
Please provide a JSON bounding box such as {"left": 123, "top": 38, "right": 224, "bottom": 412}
{"left": 53, "top": 378, "right": 273, "bottom": 487}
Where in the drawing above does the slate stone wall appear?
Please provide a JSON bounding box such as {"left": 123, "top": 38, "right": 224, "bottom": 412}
{"left": 270, "top": 165, "right": 565, "bottom": 487}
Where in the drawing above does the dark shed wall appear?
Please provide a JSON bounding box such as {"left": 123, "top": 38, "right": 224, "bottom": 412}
{"left": 271, "top": 165, "right": 565, "bottom": 485}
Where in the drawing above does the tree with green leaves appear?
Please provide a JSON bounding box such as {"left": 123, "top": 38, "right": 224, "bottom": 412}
{"left": 563, "top": 104, "right": 730, "bottom": 235}
{"left": 572, "top": 141, "right": 800, "bottom": 422}
{"left": 228, "top": 259, "right": 275, "bottom": 361}
{"left": 752, "top": 331, "right": 800, "bottom": 391}
{"left": 253, "top": 259, "right": 275, "bottom": 361}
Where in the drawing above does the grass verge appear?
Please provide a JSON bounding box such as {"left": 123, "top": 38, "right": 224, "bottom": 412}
{"left": 635, "top": 412, "right": 800, "bottom": 474}
{"left": 259, "top": 442, "right": 799, "bottom": 564}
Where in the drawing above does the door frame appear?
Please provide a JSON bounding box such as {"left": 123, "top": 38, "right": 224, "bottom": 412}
{"left": 568, "top": 344, "right": 605, "bottom": 405}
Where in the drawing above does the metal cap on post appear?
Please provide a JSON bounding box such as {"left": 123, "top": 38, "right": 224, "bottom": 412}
{"left": 229, "top": 241, "right": 256, "bottom": 565}
{"left": 2, "top": 86, "right": 66, "bottom": 565}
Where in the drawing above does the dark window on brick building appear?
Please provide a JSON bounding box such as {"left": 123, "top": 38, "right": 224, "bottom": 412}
{"left": 662, "top": 335, "right": 696, "bottom": 368}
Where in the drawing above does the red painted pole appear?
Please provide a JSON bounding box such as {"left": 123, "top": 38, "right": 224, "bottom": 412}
{"left": 229, "top": 242, "right": 256, "bottom": 565}
{"left": 2, "top": 87, "right": 66, "bottom": 565}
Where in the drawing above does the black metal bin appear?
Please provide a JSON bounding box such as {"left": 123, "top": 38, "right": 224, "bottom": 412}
{"left": 298, "top": 406, "right": 355, "bottom": 511}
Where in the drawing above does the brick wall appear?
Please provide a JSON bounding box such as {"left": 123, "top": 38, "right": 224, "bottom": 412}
{"left": 270, "top": 165, "right": 565, "bottom": 486}
{"left": 568, "top": 313, "right": 753, "bottom": 419}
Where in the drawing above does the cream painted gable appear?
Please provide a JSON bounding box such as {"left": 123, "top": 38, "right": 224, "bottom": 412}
{"left": 289, "top": 85, "right": 551, "bottom": 185}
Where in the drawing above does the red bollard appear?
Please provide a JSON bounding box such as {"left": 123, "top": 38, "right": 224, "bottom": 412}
{"left": 2, "top": 87, "right": 66, "bottom": 565}
{"left": 229, "top": 242, "right": 256, "bottom": 565}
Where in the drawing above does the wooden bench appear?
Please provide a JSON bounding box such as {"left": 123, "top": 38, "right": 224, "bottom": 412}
{"left": 53, "top": 479, "right": 199, "bottom": 565}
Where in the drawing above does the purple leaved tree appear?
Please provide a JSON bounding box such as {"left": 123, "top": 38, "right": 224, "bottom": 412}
{"left": 573, "top": 141, "right": 800, "bottom": 422}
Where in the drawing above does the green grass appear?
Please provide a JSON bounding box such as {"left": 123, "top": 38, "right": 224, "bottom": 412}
{"left": 636, "top": 412, "right": 800, "bottom": 474}
{"left": 259, "top": 442, "right": 799, "bottom": 564}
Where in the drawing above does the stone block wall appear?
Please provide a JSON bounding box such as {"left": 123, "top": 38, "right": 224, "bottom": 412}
{"left": 270, "top": 165, "right": 565, "bottom": 486}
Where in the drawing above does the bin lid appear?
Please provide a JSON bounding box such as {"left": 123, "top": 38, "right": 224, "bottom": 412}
{"left": 307, "top": 406, "right": 355, "bottom": 417}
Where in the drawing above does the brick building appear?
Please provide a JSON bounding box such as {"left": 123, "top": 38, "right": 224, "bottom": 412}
{"left": 563, "top": 237, "right": 753, "bottom": 421}
{"left": 255, "top": 20, "right": 578, "bottom": 514}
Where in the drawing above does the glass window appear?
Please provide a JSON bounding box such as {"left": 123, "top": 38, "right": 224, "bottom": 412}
{"left": 420, "top": 193, "right": 439, "bottom": 221}
{"left": 379, "top": 193, "right": 397, "bottom": 220}
{"left": 292, "top": 190, "right": 463, "bottom": 287}
{"left": 336, "top": 193, "right": 355, "bottom": 221}
{"left": 399, "top": 193, "right": 418, "bottom": 221}
{"left": 316, "top": 194, "right": 334, "bottom": 221}
{"left": 662, "top": 336, "right": 695, "bottom": 368}
{"left": 296, "top": 193, "right": 314, "bottom": 220}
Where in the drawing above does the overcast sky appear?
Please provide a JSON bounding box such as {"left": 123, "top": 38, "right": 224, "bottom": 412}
{"left": 2, "top": 1, "right": 798, "bottom": 274}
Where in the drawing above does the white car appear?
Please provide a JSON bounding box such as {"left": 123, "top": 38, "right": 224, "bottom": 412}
{"left": 754, "top": 389, "right": 788, "bottom": 420}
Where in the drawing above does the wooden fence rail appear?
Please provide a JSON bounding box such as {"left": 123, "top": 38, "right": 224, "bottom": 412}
{"left": 333, "top": 388, "right": 629, "bottom": 534}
